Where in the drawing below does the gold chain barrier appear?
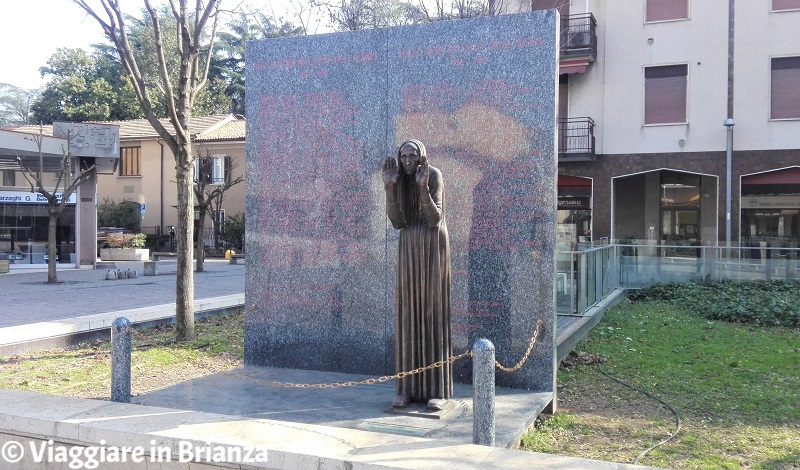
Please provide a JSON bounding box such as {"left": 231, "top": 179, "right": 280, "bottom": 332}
{"left": 222, "top": 320, "right": 543, "bottom": 389}
{"left": 494, "top": 319, "right": 543, "bottom": 372}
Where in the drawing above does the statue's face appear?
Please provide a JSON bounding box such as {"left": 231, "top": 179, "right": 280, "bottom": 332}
{"left": 399, "top": 144, "right": 420, "bottom": 175}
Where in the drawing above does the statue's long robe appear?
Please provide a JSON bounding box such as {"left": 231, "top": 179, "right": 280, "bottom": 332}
{"left": 387, "top": 166, "right": 452, "bottom": 401}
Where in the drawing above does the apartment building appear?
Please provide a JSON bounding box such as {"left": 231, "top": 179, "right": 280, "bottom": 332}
{"left": 507, "top": 0, "right": 800, "bottom": 249}
{"left": 97, "top": 114, "right": 246, "bottom": 244}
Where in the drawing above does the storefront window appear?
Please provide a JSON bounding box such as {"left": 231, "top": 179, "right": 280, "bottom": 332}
{"left": 741, "top": 174, "right": 800, "bottom": 248}
{"left": 0, "top": 202, "right": 75, "bottom": 264}
{"left": 660, "top": 172, "right": 700, "bottom": 244}
{"left": 557, "top": 175, "right": 592, "bottom": 250}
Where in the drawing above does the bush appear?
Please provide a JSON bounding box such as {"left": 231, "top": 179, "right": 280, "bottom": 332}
{"left": 221, "top": 213, "right": 244, "bottom": 250}
{"left": 629, "top": 280, "right": 800, "bottom": 327}
{"left": 97, "top": 198, "right": 140, "bottom": 231}
{"left": 106, "top": 233, "right": 147, "bottom": 249}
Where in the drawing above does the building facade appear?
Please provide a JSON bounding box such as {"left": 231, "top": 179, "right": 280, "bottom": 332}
{"left": 507, "top": 0, "right": 800, "bottom": 250}
{"left": 96, "top": 115, "right": 246, "bottom": 249}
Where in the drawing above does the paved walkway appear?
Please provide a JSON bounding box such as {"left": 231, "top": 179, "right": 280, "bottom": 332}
{"left": 0, "top": 260, "right": 244, "bottom": 328}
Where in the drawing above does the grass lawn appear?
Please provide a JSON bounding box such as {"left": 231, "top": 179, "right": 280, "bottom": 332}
{"left": 0, "top": 312, "right": 244, "bottom": 399}
{"left": 523, "top": 300, "right": 800, "bottom": 469}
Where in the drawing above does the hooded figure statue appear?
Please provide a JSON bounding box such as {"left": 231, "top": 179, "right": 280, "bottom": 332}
{"left": 382, "top": 139, "right": 452, "bottom": 411}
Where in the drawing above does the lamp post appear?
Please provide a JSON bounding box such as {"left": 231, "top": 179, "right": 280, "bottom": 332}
{"left": 724, "top": 118, "right": 735, "bottom": 256}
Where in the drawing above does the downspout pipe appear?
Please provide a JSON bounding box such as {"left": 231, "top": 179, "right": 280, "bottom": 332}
{"left": 158, "top": 139, "right": 165, "bottom": 242}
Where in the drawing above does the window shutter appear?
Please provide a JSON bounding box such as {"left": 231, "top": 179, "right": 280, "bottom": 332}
{"left": 224, "top": 156, "right": 232, "bottom": 184}
{"left": 646, "top": 0, "right": 688, "bottom": 22}
{"left": 773, "top": 0, "right": 800, "bottom": 11}
{"left": 771, "top": 57, "right": 800, "bottom": 119}
{"left": 645, "top": 65, "right": 688, "bottom": 124}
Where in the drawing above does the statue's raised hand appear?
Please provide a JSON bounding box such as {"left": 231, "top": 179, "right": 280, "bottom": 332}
{"left": 416, "top": 158, "right": 430, "bottom": 189}
{"left": 383, "top": 157, "right": 400, "bottom": 187}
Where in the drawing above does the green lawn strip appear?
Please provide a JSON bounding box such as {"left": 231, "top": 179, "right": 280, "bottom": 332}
{"left": 0, "top": 310, "right": 244, "bottom": 398}
{"left": 524, "top": 301, "right": 799, "bottom": 469}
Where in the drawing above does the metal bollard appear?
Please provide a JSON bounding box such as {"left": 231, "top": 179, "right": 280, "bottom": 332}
{"left": 472, "top": 338, "right": 495, "bottom": 446}
{"left": 111, "top": 317, "right": 132, "bottom": 403}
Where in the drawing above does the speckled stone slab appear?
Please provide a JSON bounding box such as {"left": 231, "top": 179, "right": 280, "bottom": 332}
{"left": 245, "top": 11, "right": 558, "bottom": 392}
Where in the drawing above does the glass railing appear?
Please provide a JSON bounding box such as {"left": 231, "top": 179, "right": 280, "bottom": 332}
{"left": 556, "top": 242, "right": 800, "bottom": 315}
{"left": 556, "top": 244, "right": 616, "bottom": 315}
{"left": 617, "top": 244, "right": 800, "bottom": 287}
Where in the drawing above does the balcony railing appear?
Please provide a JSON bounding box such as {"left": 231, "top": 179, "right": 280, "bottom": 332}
{"left": 558, "top": 117, "right": 595, "bottom": 161}
{"left": 560, "top": 13, "right": 597, "bottom": 61}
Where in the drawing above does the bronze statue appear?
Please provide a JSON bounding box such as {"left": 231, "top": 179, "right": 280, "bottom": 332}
{"left": 383, "top": 140, "right": 452, "bottom": 411}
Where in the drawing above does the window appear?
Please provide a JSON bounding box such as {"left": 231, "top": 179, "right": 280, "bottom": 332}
{"left": 771, "top": 57, "right": 800, "bottom": 119}
{"left": 119, "top": 147, "right": 141, "bottom": 176}
{"left": 773, "top": 0, "right": 800, "bottom": 11}
{"left": 646, "top": 0, "right": 688, "bottom": 22}
{"left": 2, "top": 170, "right": 15, "bottom": 187}
{"left": 644, "top": 64, "right": 688, "bottom": 124}
{"left": 195, "top": 155, "right": 231, "bottom": 185}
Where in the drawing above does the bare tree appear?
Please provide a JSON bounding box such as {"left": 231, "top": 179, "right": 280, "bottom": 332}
{"left": 17, "top": 127, "right": 96, "bottom": 284}
{"left": 193, "top": 151, "right": 243, "bottom": 272}
{"left": 72, "top": 0, "right": 222, "bottom": 340}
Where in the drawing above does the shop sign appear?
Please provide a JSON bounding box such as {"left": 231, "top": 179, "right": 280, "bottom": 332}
{"left": 740, "top": 195, "right": 800, "bottom": 209}
{"left": 557, "top": 197, "right": 591, "bottom": 210}
{"left": 0, "top": 190, "right": 77, "bottom": 204}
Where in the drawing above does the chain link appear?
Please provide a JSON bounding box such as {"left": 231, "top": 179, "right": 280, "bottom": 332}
{"left": 494, "top": 319, "right": 543, "bottom": 372}
{"left": 224, "top": 350, "right": 472, "bottom": 389}
{"left": 220, "top": 319, "right": 544, "bottom": 389}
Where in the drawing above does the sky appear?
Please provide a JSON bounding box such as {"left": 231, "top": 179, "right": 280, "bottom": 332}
{"left": 0, "top": 0, "right": 300, "bottom": 90}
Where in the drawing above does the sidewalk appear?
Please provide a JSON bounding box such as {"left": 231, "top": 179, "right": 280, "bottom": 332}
{"left": 0, "top": 259, "right": 245, "bottom": 355}
{"left": 0, "top": 259, "right": 244, "bottom": 328}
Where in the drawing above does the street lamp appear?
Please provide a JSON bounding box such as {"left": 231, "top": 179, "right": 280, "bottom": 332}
{"left": 724, "top": 118, "right": 735, "bottom": 255}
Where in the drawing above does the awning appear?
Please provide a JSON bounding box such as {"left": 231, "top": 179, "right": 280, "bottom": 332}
{"left": 559, "top": 59, "right": 589, "bottom": 75}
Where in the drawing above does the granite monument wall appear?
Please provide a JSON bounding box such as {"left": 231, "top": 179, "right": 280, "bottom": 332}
{"left": 245, "top": 11, "right": 558, "bottom": 391}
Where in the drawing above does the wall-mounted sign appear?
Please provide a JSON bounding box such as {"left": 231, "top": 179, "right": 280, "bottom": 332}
{"left": 0, "top": 190, "right": 77, "bottom": 204}
{"left": 52, "top": 122, "right": 120, "bottom": 159}
{"left": 740, "top": 195, "right": 800, "bottom": 209}
{"left": 557, "top": 196, "right": 591, "bottom": 210}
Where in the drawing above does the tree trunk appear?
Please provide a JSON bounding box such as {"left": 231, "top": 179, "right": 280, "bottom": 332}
{"left": 195, "top": 206, "right": 206, "bottom": 273}
{"left": 175, "top": 148, "right": 196, "bottom": 341}
{"left": 47, "top": 205, "right": 58, "bottom": 284}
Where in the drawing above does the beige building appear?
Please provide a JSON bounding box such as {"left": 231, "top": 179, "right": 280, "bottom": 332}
{"left": 506, "top": 0, "right": 800, "bottom": 249}
{"left": 98, "top": 114, "right": 246, "bottom": 248}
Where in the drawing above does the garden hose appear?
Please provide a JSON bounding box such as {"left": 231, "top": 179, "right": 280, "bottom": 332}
{"left": 597, "top": 363, "right": 682, "bottom": 465}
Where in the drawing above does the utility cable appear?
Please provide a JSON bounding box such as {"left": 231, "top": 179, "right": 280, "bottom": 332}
{"left": 597, "top": 363, "right": 682, "bottom": 465}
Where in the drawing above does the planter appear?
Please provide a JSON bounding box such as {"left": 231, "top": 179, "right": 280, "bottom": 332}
{"left": 100, "top": 248, "right": 150, "bottom": 261}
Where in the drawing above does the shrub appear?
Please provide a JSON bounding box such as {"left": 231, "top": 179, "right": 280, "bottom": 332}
{"left": 629, "top": 280, "right": 800, "bottom": 327}
{"left": 106, "top": 233, "right": 147, "bottom": 249}
{"left": 97, "top": 198, "right": 140, "bottom": 231}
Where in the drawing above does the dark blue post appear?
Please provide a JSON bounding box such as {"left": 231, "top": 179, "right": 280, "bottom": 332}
{"left": 473, "top": 338, "right": 495, "bottom": 446}
{"left": 111, "top": 317, "right": 132, "bottom": 403}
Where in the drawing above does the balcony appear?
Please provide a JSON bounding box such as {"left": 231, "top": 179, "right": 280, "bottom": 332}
{"left": 558, "top": 117, "right": 595, "bottom": 162}
{"left": 560, "top": 13, "right": 597, "bottom": 61}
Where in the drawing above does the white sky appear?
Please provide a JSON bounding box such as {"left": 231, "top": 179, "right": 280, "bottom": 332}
{"left": 0, "top": 0, "right": 303, "bottom": 90}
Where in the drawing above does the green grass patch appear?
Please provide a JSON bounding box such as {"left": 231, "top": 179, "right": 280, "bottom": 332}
{"left": 524, "top": 298, "right": 799, "bottom": 469}
{"left": 0, "top": 311, "right": 244, "bottom": 399}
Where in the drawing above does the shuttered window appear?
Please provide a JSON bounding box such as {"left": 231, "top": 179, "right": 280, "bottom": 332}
{"left": 194, "top": 155, "right": 231, "bottom": 185}
{"left": 772, "top": 0, "right": 800, "bottom": 11}
{"left": 646, "top": 0, "right": 688, "bottom": 22}
{"left": 119, "top": 147, "right": 141, "bottom": 176}
{"left": 771, "top": 57, "right": 800, "bottom": 119}
{"left": 645, "top": 64, "right": 688, "bottom": 124}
